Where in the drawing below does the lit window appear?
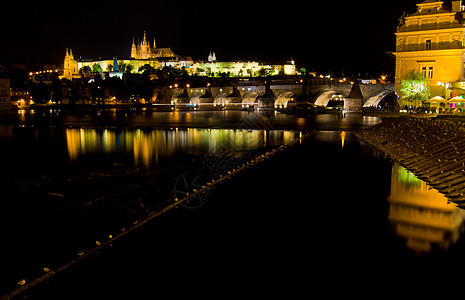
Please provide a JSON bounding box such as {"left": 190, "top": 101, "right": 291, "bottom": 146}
{"left": 421, "top": 66, "right": 427, "bottom": 78}
{"left": 428, "top": 66, "right": 433, "bottom": 78}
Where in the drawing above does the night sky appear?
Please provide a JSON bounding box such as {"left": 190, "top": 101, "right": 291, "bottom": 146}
{"left": 1, "top": 0, "right": 423, "bottom": 75}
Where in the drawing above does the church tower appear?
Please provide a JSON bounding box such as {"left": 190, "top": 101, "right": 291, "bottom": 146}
{"left": 139, "top": 31, "right": 151, "bottom": 59}
{"left": 131, "top": 38, "right": 137, "bottom": 58}
{"left": 208, "top": 52, "right": 216, "bottom": 62}
{"left": 131, "top": 31, "right": 153, "bottom": 59}
{"left": 63, "top": 48, "right": 79, "bottom": 80}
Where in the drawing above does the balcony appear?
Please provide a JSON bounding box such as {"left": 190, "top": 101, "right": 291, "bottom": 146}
{"left": 396, "top": 41, "right": 465, "bottom": 52}
{"left": 397, "top": 22, "right": 464, "bottom": 33}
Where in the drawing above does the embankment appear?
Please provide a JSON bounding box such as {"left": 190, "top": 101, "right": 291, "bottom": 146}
{"left": 355, "top": 117, "right": 465, "bottom": 208}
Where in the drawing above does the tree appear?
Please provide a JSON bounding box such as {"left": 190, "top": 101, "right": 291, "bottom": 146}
{"left": 400, "top": 70, "right": 430, "bottom": 107}
{"left": 139, "top": 64, "right": 155, "bottom": 75}
{"left": 92, "top": 63, "right": 102, "bottom": 73}
{"left": 125, "top": 64, "right": 134, "bottom": 74}
{"left": 79, "top": 65, "right": 91, "bottom": 75}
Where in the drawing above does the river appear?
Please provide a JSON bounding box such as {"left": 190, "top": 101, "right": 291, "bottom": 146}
{"left": 1, "top": 109, "right": 465, "bottom": 297}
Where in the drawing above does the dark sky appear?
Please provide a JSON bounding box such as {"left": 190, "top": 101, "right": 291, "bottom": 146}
{"left": 1, "top": 0, "right": 424, "bottom": 75}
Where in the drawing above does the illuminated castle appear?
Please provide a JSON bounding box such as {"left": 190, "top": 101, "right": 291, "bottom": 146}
{"left": 131, "top": 31, "right": 175, "bottom": 59}
{"left": 62, "top": 31, "right": 294, "bottom": 79}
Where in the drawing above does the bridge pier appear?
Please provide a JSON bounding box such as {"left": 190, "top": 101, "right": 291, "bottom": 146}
{"left": 154, "top": 79, "right": 395, "bottom": 110}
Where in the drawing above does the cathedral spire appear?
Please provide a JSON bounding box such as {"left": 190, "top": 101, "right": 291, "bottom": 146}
{"left": 131, "top": 38, "right": 137, "bottom": 58}
{"left": 153, "top": 37, "right": 156, "bottom": 49}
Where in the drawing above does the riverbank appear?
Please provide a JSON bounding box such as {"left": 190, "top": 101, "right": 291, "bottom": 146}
{"left": 355, "top": 117, "right": 465, "bottom": 208}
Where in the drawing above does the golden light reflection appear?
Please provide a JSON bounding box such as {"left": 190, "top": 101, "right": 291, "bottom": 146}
{"left": 388, "top": 164, "right": 465, "bottom": 254}
{"left": 65, "top": 128, "right": 300, "bottom": 168}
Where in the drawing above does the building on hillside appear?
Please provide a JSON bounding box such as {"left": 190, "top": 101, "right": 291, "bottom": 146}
{"left": 62, "top": 32, "right": 193, "bottom": 79}
{"left": 393, "top": 0, "right": 465, "bottom": 105}
{"left": 77, "top": 57, "right": 159, "bottom": 76}
{"left": 190, "top": 53, "right": 296, "bottom": 77}
{"left": 61, "top": 31, "right": 295, "bottom": 80}
{"left": 131, "top": 31, "right": 176, "bottom": 60}
{"left": 62, "top": 48, "right": 80, "bottom": 80}
{"left": 130, "top": 31, "right": 192, "bottom": 69}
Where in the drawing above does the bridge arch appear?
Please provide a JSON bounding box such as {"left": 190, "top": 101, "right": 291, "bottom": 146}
{"left": 213, "top": 92, "right": 228, "bottom": 107}
{"left": 274, "top": 91, "right": 296, "bottom": 108}
{"left": 242, "top": 91, "right": 260, "bottom": 107}
{"left": 189, "top": 92, "right": 202, "bottom": 106}
{"left": 170, "top": 95, "right": 178, "bottom": 105}
{"left": 363, "top": 90, "right": 397, "bottom": 107}
{"left": 314, "top": 90, "right": 339, "bottom": 107}
{"left": 170, "top": 93, "right": 185, "bottom": 105}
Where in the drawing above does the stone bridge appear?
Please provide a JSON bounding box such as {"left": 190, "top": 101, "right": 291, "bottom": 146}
{"left": 154, "top": 79, "right": 396, "bottom": 110}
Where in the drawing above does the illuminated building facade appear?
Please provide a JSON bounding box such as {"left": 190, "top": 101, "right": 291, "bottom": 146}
{"left": 131, "top": 31, "right": 176, "bottom": 60}
{"left": 76, "top": 57, "right": 159, "bottom": 76}
{"left": 63, "top": 48, "right": 79, "bottom": 80}
{"left": 62, "top": 32, "right": 192, "bottom": 78}
{"left": 191, "top": 54, "right": 296, "bottom": 77}
{"left": 62, "top": 31, "right": 295, "bottom": 79}
{"left": 394, "top": 0, "right": 465, "bottom": 104}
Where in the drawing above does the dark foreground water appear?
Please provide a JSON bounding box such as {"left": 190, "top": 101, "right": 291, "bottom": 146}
{"left": 1, "top": 110, "right": 465, "bottom": 298}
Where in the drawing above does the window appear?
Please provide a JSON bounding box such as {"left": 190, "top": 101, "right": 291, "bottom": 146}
{"left": 421, "top": 66, "right": 434, "bottom": 78}
{"left": 421, "top": 66, "right": 427, "bottom": 78}
{"left": 425, "top": 39, "right": 432, "bottom": 50}
{"left": 428, "top": 66, "right": 434, "bottom": 78}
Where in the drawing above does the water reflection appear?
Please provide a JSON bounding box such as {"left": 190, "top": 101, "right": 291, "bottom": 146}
{"left": 66, "top": 128, "right": 300, "bottom": 167}
{"left": 312, "top": 130, "right": 352, "bottom": 150}
{"left": 388, "top": 164, "right": 465, "bottom": 254}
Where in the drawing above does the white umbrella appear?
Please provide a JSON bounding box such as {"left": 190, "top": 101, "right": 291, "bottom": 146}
{"left": 425, "top": 96, "right": 446, "bottom": 103}
{"left": 447, "top": 96, "right": 464, "bottom": 103}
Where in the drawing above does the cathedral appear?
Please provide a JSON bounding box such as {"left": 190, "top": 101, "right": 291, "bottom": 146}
{"left": 131, "top": 31, "right": 175, "bottom": 59}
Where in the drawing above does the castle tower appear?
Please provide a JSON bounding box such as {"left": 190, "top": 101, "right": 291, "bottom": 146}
{"left": 63, "top": 48, "right": 79, "bottom": 80}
